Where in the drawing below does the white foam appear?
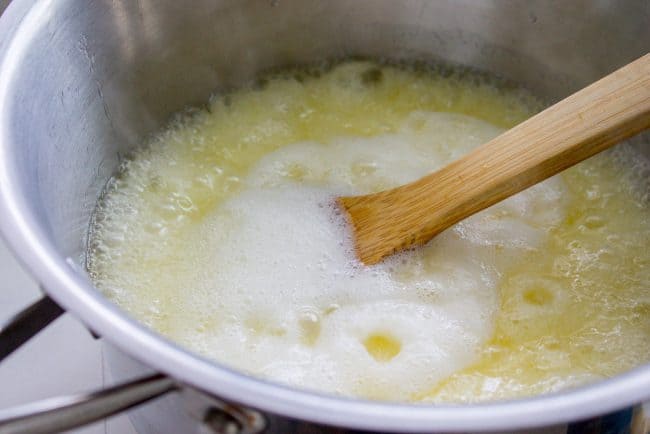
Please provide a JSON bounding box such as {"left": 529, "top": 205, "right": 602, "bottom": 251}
{"left": 139, "top": 112, "right": 567, "bottom": 399}
{"left": 88, "top": 61, "right": 650, "bottom": 402}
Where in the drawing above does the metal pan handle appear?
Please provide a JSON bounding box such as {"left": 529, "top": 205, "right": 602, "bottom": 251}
{"left": 0, "top": 295, "right": 63, "bottom": 363}
{"left": 0, "top": 372, "right": 175, "bottom": 434}
{"left": 0, "top": 295, "right": 176, "bottom": 434}
{"left": 0, "top": 295, "right": 266, "bottom": 434}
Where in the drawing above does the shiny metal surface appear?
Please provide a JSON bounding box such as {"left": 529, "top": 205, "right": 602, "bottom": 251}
{"left": 0, "top": 292, "right": 173, "bottom": 434}
{"left": 0, "top": 374, "right": 175, "bottom": 434}
{"left": 0, "top": 0, "right": 648, "bottom": 432}
{"left": 185, "top": 387, "right": 267, "bottom": 434}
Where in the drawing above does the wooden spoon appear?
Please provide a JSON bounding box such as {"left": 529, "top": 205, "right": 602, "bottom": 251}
{"left": 338, "top": 53, "right": 650, "bottom": 265}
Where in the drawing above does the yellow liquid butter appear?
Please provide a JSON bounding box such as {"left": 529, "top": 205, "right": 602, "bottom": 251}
{"left": 88, "top": 61, "right": 650, "bottom": 402}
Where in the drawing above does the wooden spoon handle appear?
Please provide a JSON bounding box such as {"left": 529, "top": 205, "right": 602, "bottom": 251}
{"left": 340, "top": 53, "right": 650, "bottom": 265}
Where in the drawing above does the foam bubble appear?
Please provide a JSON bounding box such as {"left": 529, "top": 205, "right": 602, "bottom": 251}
{"left": 171, "top": 179, "right": 505, "bottom": 399}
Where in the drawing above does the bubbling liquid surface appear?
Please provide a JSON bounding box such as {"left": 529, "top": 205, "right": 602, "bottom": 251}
{"left": 88, "top": 61, "right": 650, "bottom": 402}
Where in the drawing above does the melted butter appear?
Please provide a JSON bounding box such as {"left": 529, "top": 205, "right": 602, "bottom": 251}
{"left": 364, "top": 333, "right": 403, "bottom": 362}
{"left": 418, "top": 147, "right": 650, "bottom": 402}
{"left": 88, "top": 61, "right": 650, "bottom": 402}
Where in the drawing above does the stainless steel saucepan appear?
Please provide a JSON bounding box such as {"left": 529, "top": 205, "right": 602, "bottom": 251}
{"left": 0, "top": 1, "right": 648, "bottom": 433}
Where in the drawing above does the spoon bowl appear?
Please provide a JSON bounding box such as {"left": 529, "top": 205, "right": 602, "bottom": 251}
{"left": 339, "top": 53, "right": 650, "bottom": 265}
